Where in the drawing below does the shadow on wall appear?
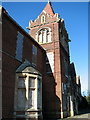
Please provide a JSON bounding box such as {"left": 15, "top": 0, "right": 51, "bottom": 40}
{"left": 78, "top": 96, "right": 90, "bottom": 115}
{"left": 42, "top": 61, "right": 61, "bottom": 119}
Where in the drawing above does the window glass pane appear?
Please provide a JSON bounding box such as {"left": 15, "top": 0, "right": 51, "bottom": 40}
{"left": 29, "top": 78, "right": 35, "bottom": 88}
{"left": 32, "top": 45, "right": 37, "bottom": 55}
{"left": 28, "top": 89, "right": 35, "bottom": 109}
{"left": 16, "top": 32, "right": 23, "bottom": 62}
{"left": 38, "top": 80, "right": 40, "bottom": 89}
{"left": 37, "top": 90, "right": 40, "bottom": 109}
{"left": 17, "top": 89, "right": 25, "bottom": 110}
{"left": 47, "top": 32, "right": 51, "bottom": 42}
{"left": 64, "top": 84, "right": 67, "bottom": 91}
{"left": 63, "top": 95, "right": 67, "bottom": 110}
{"left": 46, "top": 52, "right": 54, "bottom": 73}
{"left": 32, "top": 45, "right": 37, "bottom": 66}
{"left": 43, "top": 30, "right": 46, "bottom": 43}
{"left": 62, "top": 82, "right": 64, "bottom": 93}
{"left": 28, "top": 89, "right": 32, "bottom": 108}
{"left": 42, "top": 16, "right": 45, "bottom": 22}
{"left": 46, "top": 55, "right": 49, "bottom": 62}
{"left": 18, "top": 78, "right": 26, "bottom": 88}
{"left": 64, "top": 59, "right": 68, "bottom": 77}
{"left": 39, "top": 32, "right": 42, "bottom": 43}
{"left": 46, "top": 64, "right": 52, "bottom": 73}
{"left": 41, "top": 15, "right": 45, "bottom": 23}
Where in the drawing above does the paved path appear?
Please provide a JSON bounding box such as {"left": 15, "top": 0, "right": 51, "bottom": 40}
{"left": 62, "top": 109, "right": 90, "bottom": 120}
{"left": 59, "top": 109, "right": 90, "bottom": 120}
{"left": 45, "top": 109, "right": 90, "bottom": 120}
{"left": 65, "top": 113, "right": 90, "bottom": 119}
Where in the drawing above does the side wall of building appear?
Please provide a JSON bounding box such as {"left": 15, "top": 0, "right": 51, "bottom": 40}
{"left": 2, "top": 11, "right": 46, "bottom": 118}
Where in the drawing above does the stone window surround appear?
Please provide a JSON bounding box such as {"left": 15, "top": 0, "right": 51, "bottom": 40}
{"left": 14, "top": 72, "right": 42, "bottom": 118}
{"left": 41, "top": 15, "right": 45, "bottom": 23}
{"left": 36, "top": 27, "right": 52, "bottom": 44}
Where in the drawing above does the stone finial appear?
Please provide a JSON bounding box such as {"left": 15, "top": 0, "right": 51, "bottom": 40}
{"left": 48, "top": 0, "right": 51, "bottom": 6}
{"left": 30, "top": 20, "right": 33, "bottom": 23}
{"left": 55, "top": 13, "right": 59, "bottom": 19}
{"left": 29, "top": 20, "right": 33, "bottom": 27}
{"left": 48, "top": 0, "right": 50, "bottom": 3}
{"left": 61, "top": 18, "right": 64, "bottom": 22}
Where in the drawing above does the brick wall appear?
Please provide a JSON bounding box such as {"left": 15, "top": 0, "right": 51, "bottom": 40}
{"left": 29, "top": 9, "right": 63, "bottom": 117}
{"left": 2, "top": 10, "right": 45, "bottom": 118}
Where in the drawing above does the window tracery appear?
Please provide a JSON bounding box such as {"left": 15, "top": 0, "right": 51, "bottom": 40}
{"left": 36, "top": 27, "right": 51, "bottom": 44}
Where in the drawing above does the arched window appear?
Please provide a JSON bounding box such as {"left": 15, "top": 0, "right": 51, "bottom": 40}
{"left": 43, "top": 29, "right": 47, "bottom": 43}
{"left": 41, "top": 15, "right": 45, "bottom": 23}
{"left": 38, "top": 31, "right": 42, "bottom": 43}
{"left": 47, "top": 30, "right": 51, "bottom": 43}
{"left": 36, "top": 27, "right": 51, "bottom": 44}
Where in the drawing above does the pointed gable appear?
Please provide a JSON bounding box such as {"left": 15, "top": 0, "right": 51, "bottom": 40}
{"left": 27, "top": 1, "right": 60, "bottom": 29}
{"left": 16, "top": 59, "right": 41, "bottom": 75}
{"left": 43, "top": 1, "right": 54, "bottom": 16}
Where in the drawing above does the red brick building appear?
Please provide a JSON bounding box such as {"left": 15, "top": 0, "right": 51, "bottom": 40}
{"left": 27, "top": 1, "right": 71, "bottom": 118}
{"left": 2, "top": 7, "right": 45, "bottom": 119}
{"left": 1, "top": 1, "right": 81, "bottom": 119}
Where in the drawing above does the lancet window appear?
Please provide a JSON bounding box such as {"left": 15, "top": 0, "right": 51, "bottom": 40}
{"left": 41, "top": 15, "right": 45, "bottom": 23}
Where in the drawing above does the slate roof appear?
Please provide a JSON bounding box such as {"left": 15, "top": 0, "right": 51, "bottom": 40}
{"left": 16, "top": 60, "right": 41, "bottom": 76}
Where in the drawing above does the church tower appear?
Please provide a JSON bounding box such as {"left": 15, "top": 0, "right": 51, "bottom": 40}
{"left": 27, "top": 1, "right": 71, "bottom": 119}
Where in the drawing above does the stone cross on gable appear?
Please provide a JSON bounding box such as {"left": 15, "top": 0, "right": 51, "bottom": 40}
{"left": 48, "top": 0, "right": 50, "bottom": 3}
